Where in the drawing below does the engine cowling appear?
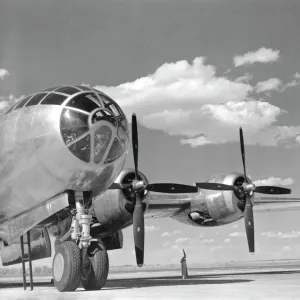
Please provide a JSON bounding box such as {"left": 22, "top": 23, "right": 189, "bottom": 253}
{"left": 172, "top": 172, "right": 246, "bottom": 227}
{"left": 90, "top": 168, "right": 150, "bottom": 234}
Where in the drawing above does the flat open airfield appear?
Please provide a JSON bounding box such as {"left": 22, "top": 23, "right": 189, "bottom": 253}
{"left": 0, "top": 265, "right": 300, "bottom": 300}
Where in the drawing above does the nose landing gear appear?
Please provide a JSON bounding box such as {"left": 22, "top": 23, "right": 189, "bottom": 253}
{"left": 52, "top": 192, "right": 109, "bottom": 292}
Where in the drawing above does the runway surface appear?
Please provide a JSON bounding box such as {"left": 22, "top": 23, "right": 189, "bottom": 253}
{"left": 0, "top": 267, "right": 300, "bottom": 300}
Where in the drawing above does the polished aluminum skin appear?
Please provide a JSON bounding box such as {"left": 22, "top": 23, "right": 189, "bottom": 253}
{"left": 93, "top": 170, "right": 244, "bottom": 231}
{"left": 0, "top": 86, "right": 129, "bottom": 223}
{"left": 147, "top": 172, "right": 245, "bottom": 226}
{"left": 1, "top": 227, "right": 51, "bottom": 266}
{"left": 91, "top": 169, "right": 149, "bottom": 233}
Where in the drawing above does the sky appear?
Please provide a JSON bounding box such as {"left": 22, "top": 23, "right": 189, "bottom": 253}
{"left": 1, "top": 0, "right": 300, "bottom": 267}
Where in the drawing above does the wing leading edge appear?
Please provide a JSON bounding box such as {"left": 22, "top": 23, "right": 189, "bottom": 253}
{"left": 254, "top": 196, "right": 300, "bottom": 212}
{"left": 145, "top": 192, "right": 193, "bottom": 219}
{"left": 146, "top": 193, "right": 300, "bottom": 218}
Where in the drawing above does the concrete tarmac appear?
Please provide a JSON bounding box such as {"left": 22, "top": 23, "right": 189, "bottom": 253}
{"left": 0, "top": 268, "right": 299, "bottom": 300}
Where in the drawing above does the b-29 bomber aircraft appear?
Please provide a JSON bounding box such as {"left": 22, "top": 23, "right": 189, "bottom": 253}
{"left": 0, "top": 85, "right": 298, "bottom": 292}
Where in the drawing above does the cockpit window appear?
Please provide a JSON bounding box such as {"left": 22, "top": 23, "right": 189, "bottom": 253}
{"left": 94, "top": 126, "right": 112, "bottom": 163}
{"left": 13, "top": 95, "right": 32, "bottom": 110}
{"left": 60, "top": 108, "right": 89, "bottom": 145}
{"left": 75, "top": 85, "right": 92, "bottom": 91}
{"left": 66, "top": 93, "right": 100, "bottom": 113}
{"left": 43, "top": 86, "right": 62, "bottom": 92}
{"left": 41, "top": 93, "right": 67, "bottom": 105}
{"left": 99, "top": 94, "right": 122, "bottom": 116}
{"left": 68, "top": 135, "right": 91, "bottom": 163}
{"left": 25, "top": 93, "right": 47, "bottom": 107}
{"left": 5, "top": 103, "right": 18, "bottom": 114}
{"left": 104, "top": 138, "right": 123, "bottom": 164}
{"left": 55, "top": 86, "right": 80, "bottom": 95}
{"left": 91, "top": 109, "right": 117, "bottom": 127}
{"left": 118, "top": 116, "right": 129, "bottom": 134}
{"left": 117, "top": 126, "right": 128, "bottom": 149}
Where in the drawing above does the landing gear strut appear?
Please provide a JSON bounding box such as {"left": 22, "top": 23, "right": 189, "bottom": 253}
{"left": 52, "top": 191, "right": 110, "bottom": 292}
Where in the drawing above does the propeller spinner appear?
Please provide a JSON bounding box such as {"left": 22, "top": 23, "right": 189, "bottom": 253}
{"left": 109, "top": 114, "right": 198, "bottom": 267}
{"left": 196, "top": 127, "right": 291, "bottom": 253}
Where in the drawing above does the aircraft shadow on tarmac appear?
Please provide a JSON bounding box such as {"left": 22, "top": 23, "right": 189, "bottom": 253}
{"left": 0, "top": 270, "right": 299, "bottom": 290}
{"left": 103, "top": 275, "right": 253, "bottom": 290}
{"left": 0, "top": 275, "right": 252, "bottom": 290}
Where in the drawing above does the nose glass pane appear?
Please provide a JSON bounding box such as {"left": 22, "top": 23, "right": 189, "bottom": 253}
{"left": 104, "top": 138, "right": 123, "bottom": 164}
{"left": 117, "top": 126, "right": 128, "bottom": 149}
{"left": 66, "top": 93, "right": 100, "bottom": 113}
{"left": 61, "top": 108, "right": 89, "bottom": 145}
{"left": 68, "top": 135, "right": 91, "bottom": 163}
{"left": 94, "top": 126, "right": 112, "bottom": 163}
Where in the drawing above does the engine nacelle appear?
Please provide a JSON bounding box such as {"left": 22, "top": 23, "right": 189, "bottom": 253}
{"left": 90, "top": 168, "right": 150, "bottom": 234}
{"left": 0, "top": 228, "right": 51, "bottom": 266}
{"left": 172, "top": 172, "right": 245, "bottom": 227}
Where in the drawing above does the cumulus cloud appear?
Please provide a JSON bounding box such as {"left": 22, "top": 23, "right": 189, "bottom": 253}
{"left": 260, "top": 231, "right": 300, "bottom": 239}
{"left": 145, "top": 225, "right": 159, "bottom": 232}
{"left": 256, "top": 78, "right": 282, "bottom": 93}
{"left": 281, "top": 80, "right": 299, "bottom": 92}
{"left": 0, "top": 68, "right": 10, "bottom": 80}
{"left": 94, "top": 56, "right": 300, "bottom": 148}
{"left": 163, "top": 241, "right": 170, "bottom": 247}
{"left": 233, "top": 48, "right": 280, "bottom": 67}
{"left": 294, "top": 72, "right": 300, "bottom": 79}
{"left": 174, "top": 237, "right": 190, "bottom": 244}
{"left": 260, "top": 231, "right": 283, "bottom": 238}
{"left": 204, "top": 238, "right": 214, "bottom": 244}
{"left": 161, "top": 230, "right": 181, "bottom": 237}
{"left": 232, "top": 224, "right": 239, "bottom": 229}
{"left": 235, "top": 73, "right": 253, "bottom": 83}
{"left": 229, "top": 232, "right": 246, "bottom": 237}
{"left": 280, "top": 231, "right": 300, "bottom": 239}
{"left": 253, "top": 177, "right": 294, "bottom": 186}
{"left": 224, "top": 238, "right": 231, "bottom": 243}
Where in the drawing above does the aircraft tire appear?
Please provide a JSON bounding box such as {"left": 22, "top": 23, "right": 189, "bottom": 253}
{"left": 52, "top": 241, "right": 81, "bottom": 292}
{"left": 81, "top": 241, "right": 109, "bottom": 290}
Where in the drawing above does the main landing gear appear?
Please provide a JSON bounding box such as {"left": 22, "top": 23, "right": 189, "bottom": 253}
{"left": 52, "top": 191, "right": 109, "bottom": 292}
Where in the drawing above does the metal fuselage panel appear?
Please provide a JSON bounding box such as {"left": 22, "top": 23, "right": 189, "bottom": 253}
{"left": 0, "top": 104, "right": 127, "bottom": 222}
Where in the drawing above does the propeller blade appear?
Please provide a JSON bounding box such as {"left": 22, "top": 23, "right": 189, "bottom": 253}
{"left": 132, "top": 193, "right": 144, "bottom": 267}
{"left": 146, "top": 183, "right": 198, "bottom": 194}
{"left": 255, "top": 186, "right": 291, "bottom": 195}
{"left": 108, "top": 183, "right": 132, "bottom": 190}
{"left": 244, "top": 194, "right": 254, "bottom": 252}
{"left": 239, "top": 127, "right": 249, "bottom": 184}
{"left": 196, "top": 182, "right": 237, "bottom": 192}
{"left": 132, "top": 114, "right": 139, "bottom": 180}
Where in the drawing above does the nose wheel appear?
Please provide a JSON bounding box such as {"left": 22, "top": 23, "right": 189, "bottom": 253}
{"left": 81, "top": 241, "right": 109, "bottom": 291}
{"left": 52, "top": 241, "right": 81, "bottom": 292}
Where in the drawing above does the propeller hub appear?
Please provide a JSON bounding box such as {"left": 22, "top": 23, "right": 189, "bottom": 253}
{"left": 133, "top": 180, "right": 146, "bottom": 192}
{"left": 244, "top": 183, "right": 255, "bottom": 194}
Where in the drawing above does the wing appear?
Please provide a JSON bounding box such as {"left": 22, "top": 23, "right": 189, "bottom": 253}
{"left": 145, "top": 192, "right": 194, "bottom": 219}
{"left": 145, "top": 192, "right": 300, "bottom": 218}
{"left": 0, "top": 193, "right": 69, "bottom": 245}
{"left": 254, "top": 196, "right": 300, "bottom": 212}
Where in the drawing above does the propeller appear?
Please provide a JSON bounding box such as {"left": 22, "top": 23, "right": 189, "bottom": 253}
{"left": 109, "top": 114, "right": 198, "bottom": 267}
{"left": 196, "top": 127, "right": 291, "bottom": 253}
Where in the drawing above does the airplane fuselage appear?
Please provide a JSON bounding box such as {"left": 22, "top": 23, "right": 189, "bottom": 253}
{"left": 0, "top": 86, "right": 130, "bottom": 223}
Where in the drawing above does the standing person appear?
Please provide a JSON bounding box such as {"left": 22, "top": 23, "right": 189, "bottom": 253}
{"left": 180, "top": 249, "right": 188, "bottom": 279}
